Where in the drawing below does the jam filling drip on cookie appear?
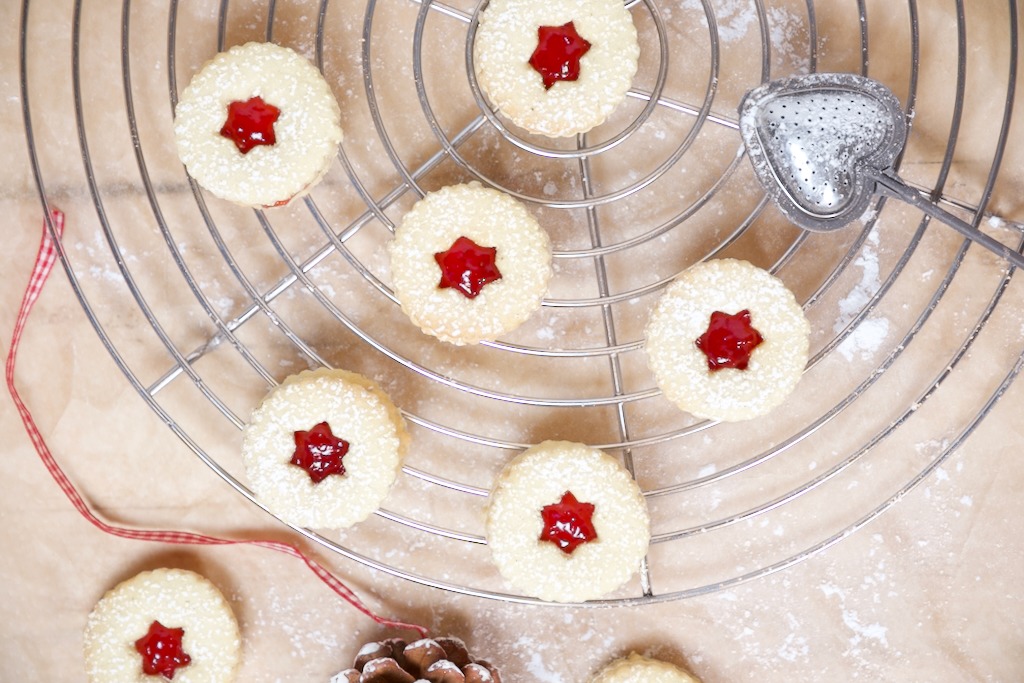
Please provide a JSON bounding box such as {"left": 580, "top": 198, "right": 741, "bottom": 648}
{"left": 695, "top": 309, "right": 764, "bottom": 371}
{"left": 539, "top": 490, "right": 597, "bottom": 554}
{"left": 220, "top": 96, "right": 281, "bottom": 154}
{"left": 529, "top": 21, "right": 592, "bottom": 90}
{"left": 134, "top": 620, "right": 192, "bottom": 680}
{"left": 434, "top": 235, "right": 502, "bottom": 299}
{"left": 291, "top": 421, "right": 350, "bottom": 483}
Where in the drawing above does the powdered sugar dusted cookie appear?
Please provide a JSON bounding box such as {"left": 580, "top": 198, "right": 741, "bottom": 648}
{"left": 593, "top": 653, "right": 702, "bottom": 683}
{"left": 486, "top": 440, "right": 650, "bottom": 602}
{"left": 174, "top": 42, "right": 343, "bottom": 207}
{"left": 644, "top": 259, "right": 810, "bottom": 422}
{"left": 473, "top": 0, "right": 639, "bottom": 137}
{"left": 388, "top": 182, "right": 552, "bottom": 345}
{"left": 242, "top": 368, "right": 409, "bottom": 529}
{"left": 83, "top": 568, "right": 240, "bottom": 683}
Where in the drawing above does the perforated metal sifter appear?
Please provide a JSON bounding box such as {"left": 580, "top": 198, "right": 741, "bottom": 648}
{"left": 739, "top": 73, "right": 1024, "bottom": 270}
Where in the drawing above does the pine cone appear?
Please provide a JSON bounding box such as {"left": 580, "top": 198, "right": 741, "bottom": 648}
{"left": 333, "top": 637, "right": 502, "bottom": 683}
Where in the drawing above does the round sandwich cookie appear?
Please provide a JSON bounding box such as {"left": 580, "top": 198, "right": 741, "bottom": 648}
{"left": 83, "top": 568, "right": 241, "bottom": 683}
{"left": 241, "top": 368, "right": 409, "bottom": 529}
{"left": 644, "top": 258, "right": 810, "bottom": 422}
{"left": 388, "top": 182, "right": 552, "bottom": 345}
{"left": 593, "top": 653, "right": 703, "bottom": 683}
{"left": 485, "top": 440, "right": 650, "bottom": 603}
{"left": 473, "top": 0, "right": 640, "bottom": 137}
{"left": 173, "top": 41, "right": 343, "bottom": 208}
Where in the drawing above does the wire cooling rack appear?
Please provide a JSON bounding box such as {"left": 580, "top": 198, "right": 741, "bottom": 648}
{"left": 19, "top": 0, "right": 1024, "bottom": 604}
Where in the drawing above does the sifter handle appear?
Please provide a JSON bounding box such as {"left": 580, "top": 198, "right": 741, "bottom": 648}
{"left": 872, "top": 169, "right": 1024, "bottom": 271}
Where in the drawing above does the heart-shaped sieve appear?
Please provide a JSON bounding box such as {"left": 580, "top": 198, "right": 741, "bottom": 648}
{"left": 739, "top": 73, "right": 1024, "bottom": 269}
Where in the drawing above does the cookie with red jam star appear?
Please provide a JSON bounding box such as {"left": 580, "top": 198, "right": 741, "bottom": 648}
{"left": 644, "top": 259, "right": 811, "bottom": 422}
{"left": 242, "top": 368, "right": 409, "bottom": 529}
{"left": 83, "top": 568, "right": 240, "bottom": 683}
{"left": 388, "top": 182, "right": 552, "bottom": 345}
{"left": 473, "top": 0, "right": 640, "bottom": 137}
{"left": 173, "top": 42, "right": 343, "bottom": 208}
{"left": 486, "top": 440, "right": 650, "bottom": 602}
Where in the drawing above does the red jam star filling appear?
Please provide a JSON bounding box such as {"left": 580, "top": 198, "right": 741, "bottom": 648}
{"left": 291, "top": 421, "right": 350, "bottom": 483}
{"left": 695, "top": 309, "right": 764, "bottom": 371}
{"left": 434, "top": 235, "right": 502, "bottom": 299}
{"left": 539, "top": 491, "right": 597, "bottom": 554}
{"left": 220, "top": 96, "right": 280, "bottom": 154}
{"left": 529, "top": 21, "right": 592, "bottom": 90}
{"left": 134, "top": 620, "right": 191, "bottom": 680}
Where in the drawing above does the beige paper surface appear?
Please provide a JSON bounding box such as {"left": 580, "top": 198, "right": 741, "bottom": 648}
{"left": 2, "top": 0, "right": 1023, "bottom": 680}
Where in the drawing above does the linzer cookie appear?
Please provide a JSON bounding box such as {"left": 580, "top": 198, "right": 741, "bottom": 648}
{"left": 83, "top": 568, "right": 240, "bottom": 682}
{"left": 173, "top": 42, "right": 343, "bottom": 208}
{"left": 388, "top": 182, "right": 552, "bottom": 345}
{"left": 644, "top": 259, "right": 810, "bottom": 422}
{"left": 593, "top": 653, "right": 703, "bottom": 683}
{"left": 473, "top": 0, "right": 640, "bottom": 137}
{"left": 241, "top": 368, "right": 409, "bottom": 529}
{"left": 486, "top": 440, "right": 650, "bottom": 602}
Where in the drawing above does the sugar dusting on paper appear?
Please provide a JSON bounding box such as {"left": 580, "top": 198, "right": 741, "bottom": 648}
{"left": 836, "top": 228, "right": 890, "bottom": 361}
{"left": 679, "top": 0, "right": 808, "bottom": 69}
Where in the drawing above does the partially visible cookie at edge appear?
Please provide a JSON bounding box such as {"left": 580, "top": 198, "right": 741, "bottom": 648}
{"left": 473, "top": 0, "right": 640, "bottom": 137}
{"left": 593, "top": 653, "right": 703, "bottom": 683}
{"left": 83, "top": 568, "right": 241, "bottom": 683}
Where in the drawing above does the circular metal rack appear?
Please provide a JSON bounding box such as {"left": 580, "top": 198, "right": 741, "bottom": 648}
{"left": 20, "top": 0, "right": 1024, "bottom": 605}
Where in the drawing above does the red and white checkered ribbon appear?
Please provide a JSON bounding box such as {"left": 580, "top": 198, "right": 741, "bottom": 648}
{"left": 5, "top": 209, "right": 427, "bottom": 638}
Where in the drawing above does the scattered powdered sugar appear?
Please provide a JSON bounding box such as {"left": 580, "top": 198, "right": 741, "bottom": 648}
{"left": 678, "top": 0, "right": 754, "bottom": 43}
{"left": 246, "top": 583, "right": 346, "bottom": 665}
{"left": 837, "top": 317, "right": 890, "bottom": 362}
{"left": 915, "top": 438, "right": 951, "bottom": 460}
{"left": 766, "top": 7, "right": 810, "bottom": 72}
{"left": 840, "top": 610, "right": 889, "bottom": 653}
{"left": 75, "top": 233, "right": 135, "bottom": 283}
{"left": 820, "top": 581, "right": 889, "bottom": 657}
{"left": 87, "top": 263, "right": 126, "bottom": 283}
{"left": 534, "top": 325, "right": 557, "bottom": 341}
{"left": 524, "top": 649, "right": 566, "bottom": 683}
{"left": 697, "top": 463, "right": 717, "bottom": 477}
{"left": 428, "top": 660, "right": 461, "bottom": 675}
{"left": 987, "top": 215, "right": 1007, "bottom": 230}
{"left": 707, "top": 0, "right": 758, "bottom": 43}
{"left": 836, "top": 229, "right": 882, "bottom": 326}
{"left": 679, "top": 1, "right": 806, "bottom": 67}
{"left": 835, "top": 229, "right": 890, "bottom": 361}
{"left": 775, "top": 614, "right": 810, "bottom": 662}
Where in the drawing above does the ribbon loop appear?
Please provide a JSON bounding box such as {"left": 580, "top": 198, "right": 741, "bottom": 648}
{"left": 5, "top": 209, "right": 428, "bottom": 639}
